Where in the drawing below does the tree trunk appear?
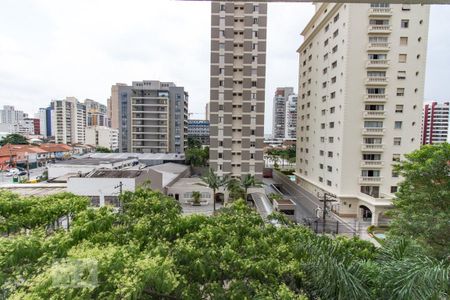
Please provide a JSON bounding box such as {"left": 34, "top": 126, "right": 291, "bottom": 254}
{"left": 213, "top": 188, "right": 216, "bottom": 213}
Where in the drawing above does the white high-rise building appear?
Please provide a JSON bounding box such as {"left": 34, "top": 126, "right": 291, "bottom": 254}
{"left": 272, "top": 87, "right": 295, "bottom": 140}
{"left": 285, "top": 93, "right": 298, "bottom": 140}
{"left": 51, "top": 97, "right": 86, "bottom": 144}
{"left": 85, "top": 126, "right": 119, "bottom": 151}
{"left": 0, "top": 105, "right": 26, "bottom": 125}
{"left": 36, "top": 108, "right": 48, "bottom": 137}
{"left": 295, "top": 3, "right": 429, "bottom": 225}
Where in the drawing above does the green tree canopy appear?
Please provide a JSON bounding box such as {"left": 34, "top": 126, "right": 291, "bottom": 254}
{"left": 388, "top": 143, "right": 450, "bottom": 259}
{"left": 0, "top": 134, "right": 28, "bottom": 146}
{"left": 95, "top": 146, "right": 112, "bottom": 153}
{"left": 1, "top": 187, "right": 449, "bottom": 299}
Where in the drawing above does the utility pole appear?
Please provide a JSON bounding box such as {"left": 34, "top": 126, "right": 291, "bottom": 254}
{"left": 317, "top": 192, "right": 337, "bottom": 233}
{"left": 114, "top": 181, "right": 123, "bottom": 211}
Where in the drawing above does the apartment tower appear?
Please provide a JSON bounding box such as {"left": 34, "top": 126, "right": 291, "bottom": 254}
{"left": 295, "top": 3, "right": 429, "bottom": 225}
{"left": 421, "top": 101, "right": 450, "bottom": 144}
{"left": 272, "top": 87, "right": 296, "bottom": 140}
{"left": 51, "top": 97, "right": 86, "bottom": 144}
{"left": 209, "top": 1, "right": 267, "bottom": 179}
{"left": 110, "top": 81, "right": 188, "bottom": 153}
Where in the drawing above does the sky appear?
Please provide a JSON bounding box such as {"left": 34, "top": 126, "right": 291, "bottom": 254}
{"left": 0, "top": 1, "right": 449, "bottom": 134}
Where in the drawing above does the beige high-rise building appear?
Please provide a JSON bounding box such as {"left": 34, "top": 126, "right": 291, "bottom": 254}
{"left": 209, "top": 1, "right": 267, "bottom": 179}
{"left": 295, "top": 3, "right": 429, "bottom": 225}
{"left": 51, "top": 97, "right": 86, "bottom": 144}
{"left": 85, "top": 126, "right": 119, "bottom": 151}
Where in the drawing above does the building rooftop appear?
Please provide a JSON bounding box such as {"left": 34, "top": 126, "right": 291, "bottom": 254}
{"left": 87, "top": 169, "right": 145, "bottom": 178}
{"left": 169, "top": 177, "right": 204, "bottom": 188}
{"left": 83, "top": 152, "right": 185, "bottom": 160}
{"left": 53, "top": 157, "right": 135, "bottom": 166}
{"left": 0, "top": 183, "right": 67, "bottom": 196}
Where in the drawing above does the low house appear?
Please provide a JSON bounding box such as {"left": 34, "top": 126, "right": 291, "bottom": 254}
{"left": 167, "top": 177, "right": 213, "bottom": 204}
{"left": 67, "top": 169, "right": 153, "bottom": 206}
{"left": 0, "top": 144, "right": 50, "bottom": 170}
{"left": 146, "top": 163, "right": 190, "bottom": 192}
{"left": 47, "top": 157, "right": 138, "bottom": 179}
{"left": 39, "top": 144, "right": 73, "bottom": 160}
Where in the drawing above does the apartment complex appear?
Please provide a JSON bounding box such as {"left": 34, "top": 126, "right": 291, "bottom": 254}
{"left": 85, "top": 126, "right": 119, "bottom": 151}
{"left": 295, "top": 3, "right": 429, "bottom": 225}
{"left": 209, "top": 1, "right": 267, "bottom": 179}
{"left": 421, "top": 101, "right": 449, "bottom": 144}
{"left": 0, "top": 105, "right": 26, "bottom": 124}
{"left": 51, "top": 97, "right": 86, "bottom": 144}
{"left": 272, "top": 87, "right": 297, "bottom": 140}
{"left": 85, "top": 99, "right": 109, "bottom": 127}
{"left": 110, "top": 81, "right": 188, "bottom": 154}
{"left": 188, "top": 119, "right": 210, "bottom": 145}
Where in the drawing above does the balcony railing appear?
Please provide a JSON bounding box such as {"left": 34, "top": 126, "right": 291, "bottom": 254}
{"left": 359, "top": 176, "right": 383, "bottom": 184}
{"left": 363, "top": 111, "right": 387, "bottom": 118}
{"left": 368, "top": 25, "right": 392, "bottom": 33}
{"left": 368, "top": 8, "right": 392, "bottom": 16}
{"left": 362, "top": 128, "right": 385, "bottom": 135}
{"left": 361, "top": 160, "right": 384, "bottom": 168}
{"left": 368, "top": 42, "right": 390, "bottom": 51}
{"left": 366, "top": 77, "right": 388, "bottom": 85}
{"left": 366, "top": 59, "right": 389, "bottom": 68}
{"left": 365, "top": 94, "right": 387, "bottom": 102}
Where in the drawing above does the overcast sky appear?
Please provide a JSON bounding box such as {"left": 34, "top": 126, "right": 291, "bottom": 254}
{"left": 0, "top": 1, "right": 449, "bottom": 134}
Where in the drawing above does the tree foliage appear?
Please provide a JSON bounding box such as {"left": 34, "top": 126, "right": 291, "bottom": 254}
{"left": 0, "top": 187, "right": 448, "bottom": 299}
{"left": 185, "top": 138, "right": 209, "bottom": 167}
{"left": 388, "top": 143, "right": 450, "bottom": 259}
{"left": 0, "top": 134, "right": 29, "bottom": 146}
{"left": 95, "top": 146, "right": 112, "bottom": 153}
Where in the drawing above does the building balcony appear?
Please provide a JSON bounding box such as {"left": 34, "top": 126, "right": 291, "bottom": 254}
{"left": 359, "top": 176, "right": 382, "bottom": 184}
{"left": 368, "top": 7, "right": 392, "bottom": 16}
{"left": 366, "top": 59, "right": 389, "bottom": 68}
{"left": 363, "top": 111, "right": 387, "bottom": 118}
{"left": 368, "top": 25, "right": 392, "bottom": 34}
{"left": 367, "top": 42, "right": 390, "bottom": 51}
{"left": 365, "top": 77, "right": 388, "bottom": 85}
{"left": 365, "top": 94, "right": 387, "bottom": 103}
{"left": 362, "top": 128, "right": 385, "bottom": 135}
{"left": 361, "top": 160, "right": 384, "bottom": 168}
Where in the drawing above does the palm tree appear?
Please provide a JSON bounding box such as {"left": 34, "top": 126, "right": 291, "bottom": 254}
{"left": 226, "top": 178, "right": 245, "bottom": 201}
{"left": 198, "top": 168, "right": 229, "bottom": 212}
{"left": 241, "top": 174, "right": 263, "bottom": 198}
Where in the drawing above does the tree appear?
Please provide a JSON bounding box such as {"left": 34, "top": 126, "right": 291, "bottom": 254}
{"left": 226, "top": 178, "right": 245, "bottom": 201}
{"left": 241, "top": 174, "right": 263, "bottom": 197}
{"left": 198, "top": 168, "right": 229, "bottom": 212}
{"left": 0, "top": 134, "right": 28, "bottom": 146}
{"left": 186, "top": 147, "right": 208, "bottom": 167}
{"left": 191, "top": 191, "right": 201, "bottom": 206}
{"left": 95, "top": 146, "right": 112, "bottom": 153}
{"left": 388, "top": 143, "right": 450, "bottom": 259}
{"left": 1, "top": 188, "right": 449, "bottom": 299}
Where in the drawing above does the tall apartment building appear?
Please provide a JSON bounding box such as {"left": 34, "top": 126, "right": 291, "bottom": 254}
{"left": 51, "top": 97, "right": 86, "bottom": 144}
{"left": 209, "top": 1, "right": 267, "bottom": 179}
{"left": 295, "top": 3, "right": 429, "bottom": 225}
{"left": 85, "top": 126, "right": 119, "bottom": 151}
{"left": 110, "top": 81, "right": 188, "bottom": 153}
{"left": 188, "top": 119, "right": 210, "bottom": 145}
{"left": 285, "top": 93, "right": 298, "bottom": 140}
{"left": 272, "top": 87, "right": 296, "bottom": 140}
{"left": 0, "top": 105, "right": 26, "bottom": 125}
{"left": 421, "top": 101, "right": 449, "bottom": 144}
{"left": 85, "top": 99, "right": 109, "bottom": 127}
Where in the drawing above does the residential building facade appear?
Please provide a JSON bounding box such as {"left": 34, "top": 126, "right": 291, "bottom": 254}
{"left": 0, "top": 105, "right": 26, "bottom": 125}
{"left": 285, "top": 93, "right": 298, "bottom": 140}
{"left": 272, "top": 87, "right": 296, "bottom": 140}
{"left": 188, "top": 119, "right": 210, "bottom": 145}
{"left": 110, "top": 81, "right": 189, "bottom": 154}
{"left": 295, "top": 3, "right": 429, "bottom": 225}
{"left": 85, "top": 99, "right": 109, "bottom": 127}
{"left": 421, "top": 101, "right": 449, "bottom": 144}
{"left": 85, "top": 126, "right": 119, "bottom": 151}
{"left": 51, "top": 97, "right": 86, "bottom": 144}
{"left": 209, "top": 1, "right": 267, "bottom": 179}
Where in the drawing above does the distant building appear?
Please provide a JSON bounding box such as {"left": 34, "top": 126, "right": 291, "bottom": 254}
{"left": 188, "top": 119, "right": 210, "bottom": 145}
{"left": 421, "top": 101, "right": 449, "bottom": 144}
{"left": 18, "top": 118, "right": 38, "bottom": 135}
{"left": 0, "top": 105, "right": 26, "bottom": 125}
{"left": 85, "top": 99, "right": 109, "bottom": 127}
{"left": 85, "top": 126, "right": 119, "bottom": 151}
{"left": 110, "top": 80, "right": 189, "bottom": 154}
{"left": 272, "top": 87, "right": 296, "bottom": 140}
{"left": 36, "top": 108, "right": 48, "bottom": 137}
{"left": 51, "top": 97, "right": 86, "bottom": 144}
{"left": 205, "top": 102, "right": 210, "bottom": 121}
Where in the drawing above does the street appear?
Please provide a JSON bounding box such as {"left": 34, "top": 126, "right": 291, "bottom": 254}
{"left": 0, "top": 167, "right": 46, "bottom": 185}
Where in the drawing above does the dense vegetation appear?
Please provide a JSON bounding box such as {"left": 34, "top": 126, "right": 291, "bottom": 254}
{"left": 266, "top": 146, "right": 296, "bottom": 169}
{"left": 388, "top": 142, "right": 450, "bottom": 259}
{"left": 95, "top": 146, "right": 113, "bottom": 153}
{"left": 0, "top": 134, "right": 28, "bottom": 146}
{"left": 0, "top": 187, "right": 448, "bottom": 299}
{"left": 185, "top": 138, "right": 209, "bottom": 167}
